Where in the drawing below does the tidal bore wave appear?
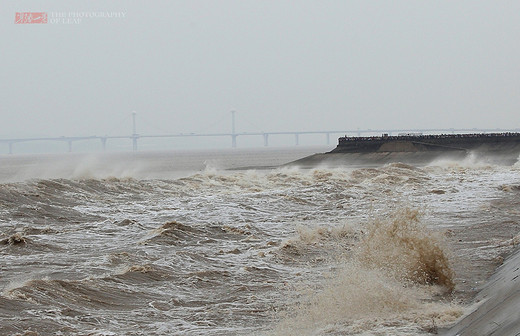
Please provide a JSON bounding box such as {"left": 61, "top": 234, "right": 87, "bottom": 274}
{"left": 1, "top": 154, "right": 520, "bottom": 335}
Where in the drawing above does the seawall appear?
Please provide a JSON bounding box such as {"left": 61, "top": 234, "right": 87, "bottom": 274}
{"left": 331, "top": 133, "right": 520, "bottom": 154}
{"left": 441, "top": 247, "right": 520, "bottom": 335}
{"left": 286, "top": 151, "right": 519, "bottom": 168}
{"left": 286, "top": 133, "right": 520, "bottom": 168}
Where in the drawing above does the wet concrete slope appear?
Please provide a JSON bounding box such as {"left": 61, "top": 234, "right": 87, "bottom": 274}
{"left": 285, "top": 151, "right": 519, "bottom": 168}
{"left": 442, "top": 247, "right": 520, "bottom": 336}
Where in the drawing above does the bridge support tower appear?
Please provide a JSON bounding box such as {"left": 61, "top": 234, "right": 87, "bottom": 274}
{"left": 132, "top": 111, "right": 138, "bottom": 151}
{"left": 231, "top": 110, "right": 237, "bottom": 148}
{"left": 101, "top": 137, "right": 107, "bottom": 151}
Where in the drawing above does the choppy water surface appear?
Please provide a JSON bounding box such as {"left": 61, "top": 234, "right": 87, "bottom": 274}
{"left": 1, "top": 148, "right": 520, "bottom": 335}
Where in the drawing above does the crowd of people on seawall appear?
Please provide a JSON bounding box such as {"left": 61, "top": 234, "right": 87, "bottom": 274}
{"left": 338, "top": 132, "right": 520, "bottom": 144}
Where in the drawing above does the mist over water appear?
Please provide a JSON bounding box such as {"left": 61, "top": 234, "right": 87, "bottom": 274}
{"left": 0, "top": 146, "right": 331, "bottom": 182}
{"left": 1, "top": 148, "right": 520, "bottom": 335}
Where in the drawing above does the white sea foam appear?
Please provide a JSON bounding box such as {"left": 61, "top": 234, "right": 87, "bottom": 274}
{"left": 1, "top": 150, "right": 519, "bottom": 335}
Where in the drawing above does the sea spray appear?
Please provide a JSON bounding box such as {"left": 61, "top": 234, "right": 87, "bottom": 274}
{"left": 357, "top": 208, "right": 455, "bottom": 290}
{"left": 273, "top": 263, "right": 421, "bottom": 335}
{"left": 272, "top": 208, "right": 459, "bottom": 335}
{"left": 3, "top": 151, "right": 517, "bottom": 335}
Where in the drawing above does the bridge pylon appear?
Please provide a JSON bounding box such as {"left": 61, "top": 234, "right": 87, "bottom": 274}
{"left": 231, "top": 110, "right": 237, "bottom": 148}
{"left": 101, "top": 137, "right": 107, "bottom": 151}
{"left": 132, "top": 111, "right": 138, "bottom": 151}
{"left": 263, "top": 133, "right": 269, "bottom": 146}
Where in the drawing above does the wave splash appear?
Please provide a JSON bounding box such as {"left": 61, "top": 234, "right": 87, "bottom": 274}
{"left": 358, "top": 208, "right": 454, "bottom": 290}
{"left": 273, "top": 208, "right": 460, "bottom": 335}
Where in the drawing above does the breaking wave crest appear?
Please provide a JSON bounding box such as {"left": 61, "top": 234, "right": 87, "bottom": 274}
{"left": 7, "top": 278, "right": 140, "bottom": 309}
{"left": 3, "top": 153, "right": 517, "bottom": 335}
{"left": 272, "top": 208, "right": 459, "bottom": 335}
{"left": 0, "top": 233, "right": 28, "bottom": 246}
{"left": 357, "top": 208, "right": 454, "bottom": 290}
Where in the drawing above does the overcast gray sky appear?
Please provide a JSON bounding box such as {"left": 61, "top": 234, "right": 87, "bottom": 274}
{"left": 1, "top": 1, "right": 520, "bottom": 147}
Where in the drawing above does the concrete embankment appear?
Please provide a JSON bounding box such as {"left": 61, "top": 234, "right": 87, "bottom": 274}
{"left": 285, "top": 151, "right": 520, "bottom": 168}
{"left": 286, "top": 152, "right": 464, "bottom": 168}
{"left": 441, "top": 247, "right": 520, "bottom": 336}
{"left": 332, "top": 133, "right": 520, "bottom": 154}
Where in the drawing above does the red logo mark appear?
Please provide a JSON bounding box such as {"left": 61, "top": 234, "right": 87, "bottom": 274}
{"left": 15, "top": 12, "right": 48, "bottom": 24}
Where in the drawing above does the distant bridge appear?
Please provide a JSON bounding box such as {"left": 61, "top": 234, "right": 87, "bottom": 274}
{"left": 3, "top": 128, "right": 520, "bottom": 155}
{"left": 1, "top": 112, "right": 518, "bottom": 154}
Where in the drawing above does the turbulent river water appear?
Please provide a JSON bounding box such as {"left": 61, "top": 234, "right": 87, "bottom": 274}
{"left": 1, "top": 147, "right": 520, "bottom": 335}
